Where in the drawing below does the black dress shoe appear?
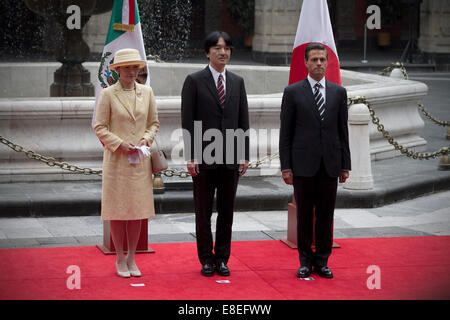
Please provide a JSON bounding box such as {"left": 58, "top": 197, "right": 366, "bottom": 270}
{"left": 201, "top": 263, "right": 214, "bottom": 277}
{"left": 215, "top": 262, "right": 230, "bottom": 276}
{"left": 296, "top": 266, "right": 312, "bottom": 278}
{"left": 314, "top": 266, "right": 333, "bottom": 278}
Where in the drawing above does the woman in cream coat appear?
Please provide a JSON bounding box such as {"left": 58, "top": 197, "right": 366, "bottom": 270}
{"left": 94, "top": 49, "right": 159, "bottom": 278}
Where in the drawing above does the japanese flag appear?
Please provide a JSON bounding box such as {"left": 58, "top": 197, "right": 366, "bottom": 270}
{"left": 289, "top": 0, "right": 341, "bottom": 86}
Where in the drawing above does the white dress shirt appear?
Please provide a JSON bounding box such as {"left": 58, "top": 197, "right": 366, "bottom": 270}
{"left": 307, "top": 74, "right": 326, "bottom": 105}
{"left": 209, "top": 64, "right": 226, "bottom": 93}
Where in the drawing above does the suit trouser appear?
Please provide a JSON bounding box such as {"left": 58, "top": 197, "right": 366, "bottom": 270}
{"left": 293, "top": 162, "right": 338, "bottom": 267}
{"left": 192, "top": 165, "right": 239, "bottom": 265}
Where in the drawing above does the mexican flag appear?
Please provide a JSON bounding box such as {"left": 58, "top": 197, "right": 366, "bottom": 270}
{"left": 288, "top": 0, "right": 341, "bottom": 86}
{"left": 92, "top": 0, "right": 149, "bottom": 127}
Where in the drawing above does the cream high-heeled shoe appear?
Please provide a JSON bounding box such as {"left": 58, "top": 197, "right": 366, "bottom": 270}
{"left": 127, "top": 261, "right": 141, "bottom": 277}
{"left": 116, "top": 262, "right": 131, "bottom": 278}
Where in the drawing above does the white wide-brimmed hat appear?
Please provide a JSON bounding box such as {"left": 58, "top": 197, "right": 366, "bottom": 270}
{"left": 109, "top": 48, "right": 146, "bottom": 71}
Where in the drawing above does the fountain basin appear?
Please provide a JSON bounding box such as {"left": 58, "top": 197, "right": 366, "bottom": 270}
{"left": 0, "top": 65, "right": 427, "bottom": 182}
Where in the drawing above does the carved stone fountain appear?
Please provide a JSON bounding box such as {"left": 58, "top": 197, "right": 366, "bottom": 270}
{"left": 24, "top": 0, "right": 113, "bottom": 96}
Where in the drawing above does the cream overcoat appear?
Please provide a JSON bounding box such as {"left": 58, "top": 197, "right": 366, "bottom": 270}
{"left": 94, "top": 82, "right": 159, "bottom": 220}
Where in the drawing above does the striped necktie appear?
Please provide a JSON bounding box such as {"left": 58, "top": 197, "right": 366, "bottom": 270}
{"left": 314, "top": 82, "right": 325, "bottom": 121}
{"left": 217, "top": 74, "right": 225, "bottom": 108}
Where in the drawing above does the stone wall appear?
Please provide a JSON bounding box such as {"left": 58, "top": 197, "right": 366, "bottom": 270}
{"left": 419, "top": 0, "right": 450, "bottom": 70}
{"left": 252, "top": 0, "right": 302, "bottom": 64}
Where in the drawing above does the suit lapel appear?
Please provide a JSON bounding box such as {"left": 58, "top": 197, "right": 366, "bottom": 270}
{"left": 324, "top": 80, "right": 335, "bottom": 122}
{"left": 301, "top": 79, "right": 321, "bottom": 122}
{"left": 200, "top": 66, "right": 222, "bottom": 109}
{"left": 224, "top": 70, "right": 233, "bottom": 109}
{"left": 134, "top": 84, "right": 144, "bottom": 119}
{"left": 113, "top": 82, "right": 136, "bottom": 121}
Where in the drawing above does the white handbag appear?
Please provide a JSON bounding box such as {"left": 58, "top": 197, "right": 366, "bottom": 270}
{"left": 151, "top": 138, "right": 168, "bottom": 174}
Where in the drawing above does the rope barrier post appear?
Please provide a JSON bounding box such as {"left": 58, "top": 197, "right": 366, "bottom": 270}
{"left": 153, "top": 172, "right": 165, "bottom": 194}
{"left": 390, "top": 66, "right": 404, "bottom": 79}
{"left": 380, "top": 62, "right": 408, "bottom": 80}
{"left": 344, "top": 98, "right": 374, "bottom": 190}
{"left": 438, "top": 147, "right": 450, "bottom": 171}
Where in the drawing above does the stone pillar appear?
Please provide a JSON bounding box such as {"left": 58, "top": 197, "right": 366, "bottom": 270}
{"left": 418, "top": 0, "right": 450, "bottom": 70}
{"left": 344, "top": 102, "right": 374, "bottom": 190}
{"left": 252, "top": 0, "right": 302, "bottom": 65}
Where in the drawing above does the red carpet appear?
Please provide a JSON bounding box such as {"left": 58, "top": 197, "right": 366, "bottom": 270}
{"left": 0, "top": 236, "right": 449, "bottom": 300}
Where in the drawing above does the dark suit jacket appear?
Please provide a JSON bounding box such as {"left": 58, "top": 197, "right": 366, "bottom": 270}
{"left": 279, "top": 78, "right": 351, "bottom": 178}
{"left": 181, "top": 66, "right": 250, "bottom": 170}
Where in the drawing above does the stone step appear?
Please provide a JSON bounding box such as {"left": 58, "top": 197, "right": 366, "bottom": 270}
{"left": 1, "top": 165, "right": 449, "bottom": 217}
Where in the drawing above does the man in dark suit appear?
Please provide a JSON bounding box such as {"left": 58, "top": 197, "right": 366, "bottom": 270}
{"left": 181, "top": 31, "right": 250, "bottom": 277}
{"left": 279, "top": 42, "right": 351, "bottom": 279}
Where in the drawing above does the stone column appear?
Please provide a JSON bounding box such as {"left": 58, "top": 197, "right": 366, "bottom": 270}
{"left": 418, "top": 0, "right": 450, "bottom": 70}
{"left": 252, "top": 0, "right": 302, "bottom": 65}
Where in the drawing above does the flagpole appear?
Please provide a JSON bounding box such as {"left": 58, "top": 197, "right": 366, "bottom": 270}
{"left": 362, "top": 23, "right": 368, "bottom": 63}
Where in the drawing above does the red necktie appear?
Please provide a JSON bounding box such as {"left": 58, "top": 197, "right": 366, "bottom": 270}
{"left": 217, "top": 74, "right": 225, "bottom": 108}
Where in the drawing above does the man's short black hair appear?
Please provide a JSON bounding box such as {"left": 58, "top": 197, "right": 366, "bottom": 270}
{"left": 304, "top": 42, "right": 328, "bottom": 60}
{"left": 204, "top": 31, "right": 233, "bottom": 55}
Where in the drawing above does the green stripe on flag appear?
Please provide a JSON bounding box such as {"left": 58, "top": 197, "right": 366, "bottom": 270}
{"left": 105, "top": 0, "right": 140, "bottom": 45}
{"left": 135, "top": 1, "right": 141, "bottom": 25}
